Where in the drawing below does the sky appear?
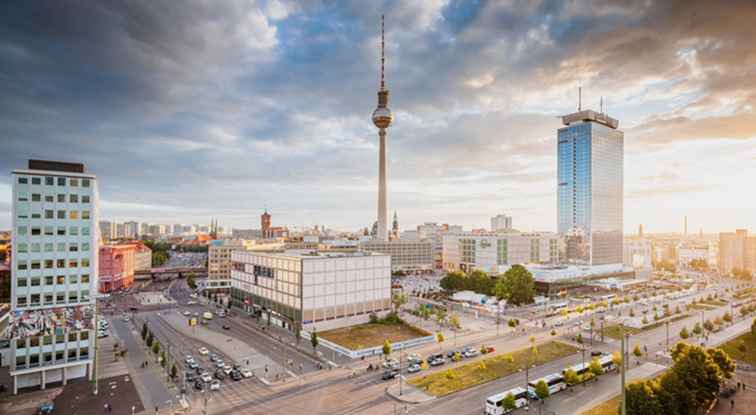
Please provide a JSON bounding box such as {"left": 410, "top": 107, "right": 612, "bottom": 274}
{"left": 1, "top": 0, "right": 756, "bottom": 234}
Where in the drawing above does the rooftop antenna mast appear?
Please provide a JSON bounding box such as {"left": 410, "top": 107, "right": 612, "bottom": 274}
{"left": 600, "top": 96, "right": 604, "bottom": 114}
{"left": 578, "top": 87, "right": 582, "bottom": 111}
{"left": 380, "top": 14, "right": 385, "bottom": 91}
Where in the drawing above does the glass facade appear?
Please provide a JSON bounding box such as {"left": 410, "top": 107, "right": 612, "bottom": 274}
{"left": 558, "top": 119, "right": 623, "bottom": 265}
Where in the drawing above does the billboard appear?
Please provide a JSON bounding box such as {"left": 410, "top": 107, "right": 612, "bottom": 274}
{"left": 2, "top": 305, "right": 95, "bottom": 341}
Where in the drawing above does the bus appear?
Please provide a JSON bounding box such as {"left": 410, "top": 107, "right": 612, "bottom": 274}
{"left": 527, "top": 373, "right": 567, "bottom": 398}
{"left": 562, "top": 361, "right": 590, "bottom": 377}
{"left": 600, "top": 294, "right": 616, "bottom": 301}
{"left": 485, "top": 387, "right": 529, "bottom": 415}
{"left": 599, "top": 354, "right": 616, "bottom": 372}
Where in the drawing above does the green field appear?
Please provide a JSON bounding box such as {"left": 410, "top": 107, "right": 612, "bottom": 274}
{"left": 318, "top": 321, "right": 430, "bottom": 350}
{"left": 700, "top": 299, "right": 727, "bottom": 307}
{"left": 719, "top": 332, "right": 756, "bottom": 365}
{"left": 408, "top": 341, "right": 578, "bottom": 397}
{"left": 579, "top": 395, "right": 620, "bottom": 415}
{"left": 603, "top": 314, "right": 689, "bottom": 340}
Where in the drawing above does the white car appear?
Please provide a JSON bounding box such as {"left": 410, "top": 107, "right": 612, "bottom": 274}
{"left": 187, "top": 301, "right": 198, "bottom": 305}
{"left": 240, "top": 368, "right": 253, "bottom": 378}
{"left": 200, "top": 373, "right": 212, "bottom": 383}
{"left": 198, "top": 347, "right": 209, "bottom": 355}
{"left": 210, "top": 380, "right": 220, "bottom": 391}
{"left": 183, "top": 310, "right": 192, "bottom": 316}
{"left": 216, "top": 361, "right": 226, "bottom": 369}
{"left": 97, "top": 330, "right": 108, "bottom": 338}
{"left": 223, "top": 366, "right": 233, "bottom": 375}
{"left": 185, "top": 356, "right": 195, "bottom": 364}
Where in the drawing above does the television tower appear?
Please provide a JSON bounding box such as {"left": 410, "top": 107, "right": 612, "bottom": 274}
{"left": 372, "top": 15, "right": 393, "bottom": 241}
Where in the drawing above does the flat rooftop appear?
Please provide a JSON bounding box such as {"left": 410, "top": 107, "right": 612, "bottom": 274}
{"left": 561, "top": 109, "right": 619, "bottom": 129}
{"left": 238, "top": 249, "right": 388, "bottom": 260}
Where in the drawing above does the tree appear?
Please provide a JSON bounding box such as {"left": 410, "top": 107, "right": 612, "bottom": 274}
{"left": 693, "top": 322, "right": 702, "bottom": 336}
{"left": 436, "top": 332, "right": 445, "bottom": 350}
{"left": 152, "top": 340, "right": 160, "bottom": 355}
{"left": 391, "top": 292, "right": 407, "bottom": 313}
{"left": 624, "top": 380, "right": 663, "bottom": 415}
{"left": 612, "top": 351, "right": 623, "bottom": 368}
{"left": 439, "top": 271, "right": 466, "bottom": 292}
{"left": 589, "top": 357, "right": 603, "bottom": 377}
{"left": 507, "top": 318, "right": 518, "bottom": 328}
{"left": 707, "top": 348, "right": 736, "bottom": 380}
{"left": 723, "top": 312, "right": 732, "bottom": 323}
{"left": 563, "top": 368, "right": 579, "bottom": 386}
{"left": 435, "top": 307, "right": 447, "bottom": 326}
{"left": 576, "top": 333, "right": 584, "bottom": 344}
{"left": 669, "top": 343, "right": 724, "bottom": 410}
{"left": 467, "top": 270, "right": 494, "bottom": 295}
{"left": 310, "top": 329, "right": 319, "bottom": 352}
{"left": 502, "top": 393, "right": 517, "bottom": 411}
{"left": 160, "top": 351, "right": 167, "bottom": 367}
{"left": 382, "top": 340, "right": 392, "bottom": 359}
{"left": 187, "top": 273, "right": 197, "bottom": 290}
{"left": 679, "top": 326, "right": 690, "bottom": 339}
{"left": 146, "top": 331, "right": 154, "bottom": 348}
{"left": 171, "top": 364, "right": 178, "bottom": 379}
{"left": 448, "top": 313, "right": 461, "bottom": 330}
{"left": 674, "top": 305, "right": 681, "bottom": 314}
{"left": 493, "top": 265, "right": 535, "bottom": 305}
{"left": 703, "top": 320, "right": 714, "bottom": 332}
{"left": 141, "top": 323, "right": 148, "bottom": 340}
{"left": 629, "top": 308, "right": 635, "bottom": 317}
{"left": 534, "top": 379, "right": 550, "bottom": 401}
{"left": 752, "top": 317, "right": 756, "bottom": 337}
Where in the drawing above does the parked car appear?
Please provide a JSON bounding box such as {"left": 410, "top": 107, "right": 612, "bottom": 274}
{"left": 230, "top": 370, "right": 243, "bottom": 381}
{"left": 407, "top": 353, "right": 422, "bottom": 364}
{"left": 407, "top": 364, "right": 421, "bottom": 373}
{"left": 446, "top": 350, "right": 457, "bottom": 358}
{"left": 188, "top": 361, "right": 199, "bottom": 370}
{"left": 462, "top": 347, "right": 479, "bottom": 358}
{"left": 194, "top": 380, "right": 204, "bottom": 391}
{"left": 210, "top": 380, "right": 221, "bottom": 391}
{"left": 240, "top": 368, "right": 253, "bottom": 378}
{"left": 382, "top": 359, "right": 399, "bottom": 369}
{"left": 222, "top": 324, "right": 230, "bottom": 330}
{"left": 200, "top": 373, "right": 213, "bottom": 383}
{"left": 591, "top": 350, "right": 603, "bottom": 357}
{"left": 185, "top": 355, "right": 195, "bottom": 364}
{"left": 382, "top": 370, "right": 400, "bottom": 380}
{"left": 216, "top": 361, "right": 226, "bottom": 369}
{"left": 183, "top": 310, "right": 192, "bottom": 316}
{"left": 185, "top": 372, "right": 197, "bottom": 382}
{"left": 38, "top": 402, "right": 54, "bottom": 415}
{"left": 223, "top": 366, "right": 233, "bottom": 375}
{"left": 198, "top": 347, "right": 209, "bottom": 355}
{"left": 209, "top": 353, "right": 219, "bottom": 362}
{"left": 214, "top": 370, "right": 225, "bottom": 381}
{"left": 428, "top": 354, "right": 445, "bottom": 366}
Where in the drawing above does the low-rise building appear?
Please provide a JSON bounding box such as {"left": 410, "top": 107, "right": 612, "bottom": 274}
{"left": 442, "top": 231, "right": 560, "bottom": 274}
{"left": 623, "top": 238, "right": 652, "bottom": 270}
{"left": 133, "top": 241, "right": 152, "bottom": 271}
{"left": 360, "top": 239, "right": 433, "bottom": 273}
{"left": 230, "top": 250, "right": 391, "bottom": 332}
{"left": 99, "top": 244, "right": 136, "bottom": 293}
{"left": 207, "top": 239, "right": 284, "bottom": 291}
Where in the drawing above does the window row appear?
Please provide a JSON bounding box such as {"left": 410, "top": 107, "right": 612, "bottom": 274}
{"left": 16, "top": 242, "right": 91, "bottom": 254}
{"left": 17, "top": 192, "right": 91, "bottom": 204}
{"left": 17, "top": 259, "right": 91, "bottom": 270}
{"left": 18, "top": 176, "right": 91, "bottom": 187}
{"left": 16, "top": 331, "right": 89, "bottom": 349}
{"left": 17, "top": 274, "right": 91, "bottom": 288}
{"left": 16, "top": 290, "right": 91, "bottom": 307}
{"left": 15, "top": 348, "right": 90, "bottom": 370}
{"left": 17, "top": 225, "right": 90, "bottom": 237}
{"left": 16, "top": 208, "right": 91, "bottom": 220}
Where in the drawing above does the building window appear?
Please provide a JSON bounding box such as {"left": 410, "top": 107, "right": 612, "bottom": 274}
{"left": 81, "top": 290, "right": 90, "bottom": 301}
{"left": 31, "top": 212, "right": 41, "bottom": 219}
{"left": 82, "top": 195, "right": 90, "bottom": 203}
{"left": 45, "top": 194, "right": 54, "bottom": 202}
{"left": 44, "top": 226, "right": 53, "bottom": 236}
{"left": 30, "top": 294, "right": 40, "bottom": 306}
{"left": 44, "top": 294, "right": 53, "bottom": 305}
{"left": 30, "top": 277, "right": 40, "bottom": 286}
{"left": 69, "top": 210, "right": 78, "bottom": 220}
{"left": 32, "top": 193, "right": 41, "bottom": 202}
{"left": 69, "top": 292, "right": 78, "bottom": 303}
{"left": 82, "top": 179, "right": 90, "bottom": 187}
{"left": 44, "top": 242, "right": 54, "bottom": 251}
{"left": 56, "top": 275, "right": 66, "bottom": 285}
{"left": 18, "top": 177, "right": 28, "bottom": 184}
{"left": 44, "top": 260, "right": 54, "bottom": 269}
{"left": 31, "top": 177, "right": 41, "bottom": 185}
{"left": 57, "top": 194, "right": 65, "bottom": 203}
{"left": 81, "top": 331, "right": 89, "bottom": 340}
{"left": 68, "top": 259, "right": 78, "bottom": 268}
{"left": 17, "top": 278, "right": 28, "bottom": 287}
{"left": 56, "top": 259, "right": 65, "bottom": 269}
{"left": 81, "top": 274, "right": 90, "bottom": 283}
{"left": 69, "top": 227, "right": 78, "bottom": 236}
{"left": 82, "top": 210, "right": 90, "bottom": 219}
{"left": 31, "top": 243, "right": 40, "bottom": 253}
{"left": 44, "top": 353, "right": 53, "bottom": 364}
{"left": 17, "top": 296, "right": 27, "bottom": 306}
{"left": 68, "top": 349, "right": 77, "bottom": 360}
{"left": 57, "top": 227, "right": 66, "bottom": 236}
{"left": 70, "top": 178, "right": 79, "bottom": 187}
{"left": 69, "top": 275, "right": 78, "bottom": 284}
{"left": 17, "top": 243, "right": 28, "bottom": 253}
{"left": 69, "top": 194, "right": 78, "bottom": 203}
{"left": 45, "top": 176, "right": 54, "bottom": 186}
{"left": 18, "top": 192, "right": 28, "bottom": 201}
{"left": 17, "top": 226, "right": 27, "bottom": 236}
{"left": 57, "top": 177, "right": 66, "bottom": 186}
{"left": 57, "top": 243, "right": 66, "bottom": 252}
{"left": 17, "top": 261, "right": 28, "bottom": 270}
{"left": 56, "top": 293, "right": 65, "bottom": 304}
{"left": 16, "top": 356, "right": 26, "bottom": 369}
{"left": 82, "top": 227, "right": 90, "bottom": 236}
{"left": 57, "top": 210, "right": 66, "bottom": 219}
{"left": 81, "top": 258, "right": 90, "bottom": 267}
{"left": 82, "top": 243, "right": 89, "bottom": 252}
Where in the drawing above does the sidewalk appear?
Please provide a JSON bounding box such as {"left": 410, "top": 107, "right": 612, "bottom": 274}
{"left": 386, "top": 379, "right": 435, "bottom": 404}
{"left": 570, "top": 362, "right": 667, "bottom": 414}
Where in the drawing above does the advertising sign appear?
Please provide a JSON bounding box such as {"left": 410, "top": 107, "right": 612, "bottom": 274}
{"left": 2, "top": 305, "right": 95, "bottom": 340}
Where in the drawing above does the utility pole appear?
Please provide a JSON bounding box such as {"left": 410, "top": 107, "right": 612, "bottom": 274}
{"left": 399, "top": 348, "right": 404, "bottom": 396}
{"left": 93, "top": 305, "right": 99, "bottom": 396}
{"left": 665, "top": 319, "right": 669, "bottom": 352}
{"left": 620, "top": 330, "right": 626, "bottom": 415}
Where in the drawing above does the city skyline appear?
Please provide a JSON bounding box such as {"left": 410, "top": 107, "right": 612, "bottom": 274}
{"left": 2, "top": 1, "right": 756, "bottom": 233}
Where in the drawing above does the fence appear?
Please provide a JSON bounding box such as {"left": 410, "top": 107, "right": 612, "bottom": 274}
{"left": 300, "top": 330, "right": 436, "bottom": 360}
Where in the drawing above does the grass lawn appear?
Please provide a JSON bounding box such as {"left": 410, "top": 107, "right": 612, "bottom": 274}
{"left": 318, "top": 321, "right": 430, "bottom": 350}
{"left": 689, "top": 303, "right": 717, "bottom": 311}
{"left": 719, "top": 332, "right": 756, "bottom": 365}
{"left": 579, "top": 395, "right": 620, "bottom": 415}
{"left": 701, "top": 299, "right": 727, "bottom": 307}
{"left": 407, "top": 341, "right": 578, "bottom": 397}
{"left": 603, "top": 314, "right": 689, "bottom": 340}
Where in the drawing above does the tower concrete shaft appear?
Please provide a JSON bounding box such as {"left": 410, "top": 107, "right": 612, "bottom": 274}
{"left": 377, "top": 128, "right": 388, "bottom": 241}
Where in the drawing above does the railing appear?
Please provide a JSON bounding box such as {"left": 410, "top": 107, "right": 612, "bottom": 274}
{"left": 300, "top": 330, "right": 436, "bottom": 359}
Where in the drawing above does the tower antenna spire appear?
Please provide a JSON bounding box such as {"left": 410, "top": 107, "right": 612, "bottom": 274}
{"left": 380, "top": 14, "right": 385, "bottom": 90}
{"left": 578, "top": 86, "right": 582, "bottom": 111}
{"left": 600, "top": 96, "right": 604, "bottom": 113}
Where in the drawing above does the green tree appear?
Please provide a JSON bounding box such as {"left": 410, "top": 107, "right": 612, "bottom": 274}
{"left": 723, "top": 312, "right": 732, "bottom": 323}
{"left": 382, "top": 340, "right": 393, "bottom": 359}
{"left": 435, "top": 307, "right": 447, "bottom": 326}
{"left": 171, "top": 364, "right": 178, "bottom": 379}
{"left": 589, "top": 357, "right": 603, "bottom": 377}
{"left": 468, "top": 270, "right": 494, "bottom": 295}
{"left": 612, "top": 351, "right": 623, "bottom": 368}
{"left": 669, "top": 343, "right": 723, "bottom": 409}
{"left": 693, "top": 322, "right": 702, "bottom": 336}
{"left": 703, "top": 320, "right": 714, "bottom": 332}
{"left": 141, "top": 322, "right": 148, "bottom": 340}
{"left": 448, "top": 313, "right": 461, "bottom": 330}
{"left": 439, "top": 272, "right": 466, "bottom": 292}
{"left": 492, "top": 264, "right": 535, "bottom": 305}
{"left": 391, "top": 292, "right": 407, "bottom": 313}
{"left": 310, "top": 329, "right": 319, "bottom": 352}
{"left": 563, "top": 368, "right": 579, "bottom": 386}
{"left": 534, "top": 379, "right": 550, "bottom": 400}
{"left": 679, "top": 326, "right": 689, "bottom": 339}
{"left": 502, "top": 393, "right": 517, "bottom": 411}
{"left": 160, "top": 351, "right": 167, "bottom": 367}
{"left": 152, "top": 340, "right": 160, "bottom": 355}
{"left": 624, "top": 380, "right": 663, "bottom": 415}
{"left": 576, "top": 333, "right": 584, "bottom": 344}
{"left": 707, "top": 348, "right": 736, "bottom": 380}
{"left": 187, "top": 273, "right": 197, "bottom": 290}
{"left": 146, "top": 331, "right": 154, "bottom": 348}
{"left": 507, "top": 318, "right": 518, "bottom": 328}
{"left": 633, "top": 345, "right": 642, "bottom": 359}
{"left": 436, "top": 332, "right": 445, "bottom": 349}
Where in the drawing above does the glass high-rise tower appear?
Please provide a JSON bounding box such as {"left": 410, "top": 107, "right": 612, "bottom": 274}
{"left": 557, "top": 109, "right": 623, "bottom": 265}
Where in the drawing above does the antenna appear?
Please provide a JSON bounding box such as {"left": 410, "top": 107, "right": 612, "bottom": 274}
{"left": 600, "top": 96, "right": 603, "bottom": 113}
{"left": 578, "top": 87, "right": 582, "bottom": 111}
{"left": 380, "top": 14, "right": 385, "bottom": 90}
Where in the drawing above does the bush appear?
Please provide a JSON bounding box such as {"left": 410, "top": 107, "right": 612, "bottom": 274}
{"left": 369, "top": 313, "right": 378, "bottom": 324}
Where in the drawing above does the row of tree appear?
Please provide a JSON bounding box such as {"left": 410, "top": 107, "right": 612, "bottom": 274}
{"left": 624, "top": 342, "right": 735, "bottom": 414}
{"left": 439, "top": 265, "right": 535, "bottom": 306}
{"left": 141, "top": 322, "right": 179, "bottom": 379}
{"left": 731, "top": 267, "right": 753, "bottom": 281}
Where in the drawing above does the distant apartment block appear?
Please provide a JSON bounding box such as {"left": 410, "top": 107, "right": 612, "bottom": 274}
{"left": 490, "top": 214, "right": 513, "bottom": 232}
{"left": 133, "top": 241, "right": 152, "bottom": 271}
{"left": 718, "top": 229, "right": 756, "bottom": 275}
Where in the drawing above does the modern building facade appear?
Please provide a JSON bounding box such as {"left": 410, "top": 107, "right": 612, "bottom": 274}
{"left": 623, "top": 238, "right": 652, "bottom": 270}
{"left": 98, "top": 244, "right": 136, "bottom": 293}
{"left": 718, "top": 229, "right": 756, "bottom": 275}
{"left": 558, "top": 109, "right": 624, "bottom": 266}
{"left": 133, "top": 241, "right": 152, "bottom": 271}
{"left": 230, "top": 250, "right": 391, "bottom": 332}
{"left": 442, "top": 232, "right": 560, "bottom": 274}
{"left": 490, "top": 214, "right": 513, "bottom": 232}
{"left": 98, "top": 221, "right": 114, "bottom": 242}
{"left": 7, "top": 160, "right": 98, "bottom": 393}
{"left": 360, "top": 240, "right": 433, "bottom": 273}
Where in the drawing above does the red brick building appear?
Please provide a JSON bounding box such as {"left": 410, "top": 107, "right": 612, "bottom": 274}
{"left": 99, "top": 244, "right": 137, "bottom": 293}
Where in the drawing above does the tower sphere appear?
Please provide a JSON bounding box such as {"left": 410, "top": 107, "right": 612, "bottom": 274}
{"left": 372, "top": 106, "right": 393, "bottom": 129}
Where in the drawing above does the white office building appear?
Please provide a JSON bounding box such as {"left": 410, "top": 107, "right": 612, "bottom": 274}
{"left": 7, "top": 160, "right": 98, "bottom": 394}
{"left": 230, "top": 250, "right": 391, "bottom": 331}
{"left": 442, "top": 232, "right": 560, "bottom": 274}
{"left": 360, "top": 239, "right": 433, "bottom": 272}
{"left": 623, "top": 238, "right": 652, "bottom": 270}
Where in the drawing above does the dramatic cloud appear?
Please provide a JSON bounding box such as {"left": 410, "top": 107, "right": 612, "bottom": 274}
{"left": 1, "top": 0, "right": 756, "bottom": 233}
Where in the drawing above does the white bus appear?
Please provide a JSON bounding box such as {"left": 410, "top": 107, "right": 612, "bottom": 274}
{"left": 527, "top": 373, "right": 567, "bottom": 398}
{"left": 599, "top": 354, "right": 616, "bottom": 372}
{"left": 485, "top": 387, "right": 529, "bottom": 415}
{"left": 600, "top": 294, "right": 616, "bottom": 301}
